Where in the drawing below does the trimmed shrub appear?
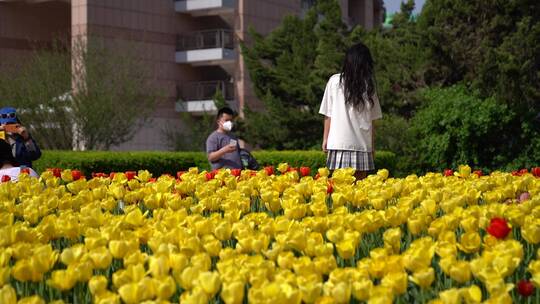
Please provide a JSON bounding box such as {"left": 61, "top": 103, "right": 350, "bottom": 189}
{"left": 34, "top": 150, "right": 397, "bottom": 177}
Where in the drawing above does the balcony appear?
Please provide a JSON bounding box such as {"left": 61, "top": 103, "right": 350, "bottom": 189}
{"left": 175, "top": 29, "right": 235, "bottom": 66}
{"left": 175, "top": 80, "right": 236, "bottom": 114}
{"left": 175, "top": 0, "right": 235, "bottom": 16}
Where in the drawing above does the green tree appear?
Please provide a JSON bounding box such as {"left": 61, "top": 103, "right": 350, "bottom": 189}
{"left": 0, "top": 37, "right": 162, "bottom": 150}
{"left": 417, "top": 0, "right": 540, "bottom": 167}
{"left": 241, "top": 0, "right": 347, "bottom": 150}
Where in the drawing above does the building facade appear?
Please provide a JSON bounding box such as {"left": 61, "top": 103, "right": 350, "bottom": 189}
{"left": 0, "top": 0, "right": 384, "bottom": 150}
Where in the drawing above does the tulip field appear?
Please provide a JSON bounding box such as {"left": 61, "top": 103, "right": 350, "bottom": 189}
{"left": 1, "top": 164, "right": 540, "bottom": 304}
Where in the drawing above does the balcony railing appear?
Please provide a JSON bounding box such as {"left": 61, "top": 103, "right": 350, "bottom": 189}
{"left": 175, "top": 0, "right": 235, "bottom": 14}
{"left": 177, "top": 80, "right": 234, "bottom": 101}
{"left": 176, "top": 29, "right": 234, "bottom": 51}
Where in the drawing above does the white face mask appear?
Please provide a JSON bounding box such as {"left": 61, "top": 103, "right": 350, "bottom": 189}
{"left": 222, "top": 120, "right": 233, "bottom": 132}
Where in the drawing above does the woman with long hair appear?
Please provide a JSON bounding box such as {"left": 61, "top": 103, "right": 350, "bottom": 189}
{"left": 319, "top": 42, "right": 383, "bottom": 180}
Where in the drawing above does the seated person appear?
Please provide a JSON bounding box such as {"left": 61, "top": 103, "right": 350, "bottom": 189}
{"left": 206, "top": 107, "right": 242, "bottom": 170}
{"left": 0, "top": 107, "right": 41, "bottom": 168}
{"left": 0, "top": 139, "right": 39, "bottom": 182}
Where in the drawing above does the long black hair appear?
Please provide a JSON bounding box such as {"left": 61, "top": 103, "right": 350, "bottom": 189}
{"left": 339, "top": 42, "right": 376, "bottom": 111}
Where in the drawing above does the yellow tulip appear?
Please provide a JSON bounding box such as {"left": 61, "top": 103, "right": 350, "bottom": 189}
{"left": 124, "top": 208, "right": 146, "bottom": 227}
{"left": 16, "top": 295, "right": 45, "bottom": 304}
{"left": 336, "top": 239, "right": 355, "bottom": 260}
{"left": 123, "top": 251, "right": 147, "bottom": 267}
{"left": 460, "top": 217, "right": 479, "bottom": 232}
{"left": 89, "top": 275, "right": 108, "bottom": 295}
{"left": 198, "top": 271, "right": 221, "bottom": 296}
{"left": 108, "top": 240, "right": 129, "bottom": 259}
{"left": 330, "top": 281, "right": 351, "bottom": 304}
{"left": 0, "top": 284, "right": 16, "bottom": 304}
{"left": 221, "top": 280, "right": 245, "bottom": 304}
{"left": 88, "top": 247, "right": 113, "bottom": 269}
{"left": 351, "top": 278, "right": 372, "bottom": 301}
{"left": 181, "top": 287, "right": 209, "bottom": 304}
{"left": 448, "top": 260, "right": 471, "bottom": 283}
{"left": 94, "top": 290, "right": 120, "bottom": 304}
{"left": 522, "top": 217, "right": 540, "bottom": 244}
{"left": 383, "top": 227, "right": 401, "bottom": 253}
{"left": 148, "top": 255, "right": 170, "bottom": 278}
{"left": 12, "top": 259, "right": 42, "bottom": 282}
{"left": 409, "top": 267, "right": 434, "bottom": 289}
{"left": 60, "top": 244, "right": 86, "bottom": 266}
{"left": 460, "top": 285, "right": 482, "bottom": 304}
{"left": 381, "top": 271, "right": 408, "bottom": 295}
{"left": 367, "top": 285, "right": 394, "bottom": 304}
{"left": 47, "top": 269, "right": 77, "bottom": 291}
{"left": 0, "top": 267, "right": 10, "bottom": 286}
{"left": 439, "top": 288, "right": 461, "bottom": 304}
{"left": 156, "top": 275, "right": 176, "bottom": 300}
{"left": 118, "top": 282, "right": 142, "bottom": 304}
{"left": 457, "top": 232, "right": 481, "bottom": 254}
{"left": 298, "top": 277, "right": 323, "bottom": 303}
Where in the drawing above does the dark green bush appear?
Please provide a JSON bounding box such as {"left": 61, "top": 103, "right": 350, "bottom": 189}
{"left": 34, "top": 150, "right": 397, "bottom": 177}
{"left": 410, "top": 85, "right": 514, "bottom": 173}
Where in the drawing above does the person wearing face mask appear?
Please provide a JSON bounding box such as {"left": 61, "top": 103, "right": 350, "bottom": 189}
{"left": 206, "top": 107, "right": 242, "bottom": 170}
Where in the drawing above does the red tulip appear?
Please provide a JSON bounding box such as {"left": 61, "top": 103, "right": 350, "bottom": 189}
{"left": 443, "top": 169, "right": 453, "bottom": 177}
{"left": 327, "top": 181, "right": 334, "bottom": 194}
{"left": 520, "top": 168, "right": 529, "bottom": 175}
{"left": 231, "top": 169, "right": 241, "bottom": 177}
{"left": 1, "top": 175, "right": 11, "bottom": 182}
{"left": 20, "top": 168, "right": 30, "bottom": 175}
{"left": 486, "top": 217, "right": 511, "bottom": 239}
{"left": 314, "top": 173, "right": 320, "bottom": 180}
{"left": 264, "top": 166, "right": 274, "bottom": 176}
{"left": 206, "top": 172, "right": 216, "bottom": 181}
{"left": 125, "top": 171, "right": 137, "bottom": 181}
{"left": 299, "top": 167, "right": 311, "bottom": 177}
{"left": 473, "top": 170, "right": 483, "bottom": 177}
{"left": 109, "top": 172, "right": 116, "bottom": 179}
{"left": 517, "top": 280, "right": 535, "bottom": 297}
{"left": 532, "top": 167, "right": 540, "bottom": 177}
{"left": 71, "top": 170, "right": 82, "bottom": 181}
{"left": 50, "top": 168, "right": 61, "bottom": 178}
{"left": 148, "top": 178, "right": 156, "bottom": 183}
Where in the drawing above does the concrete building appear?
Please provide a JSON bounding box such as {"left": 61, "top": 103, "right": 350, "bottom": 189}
{"left": 0, "top": 0, "right": 384, "bottom": 150}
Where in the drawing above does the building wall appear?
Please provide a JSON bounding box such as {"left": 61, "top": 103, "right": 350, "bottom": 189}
{"left": 1, "top": 0, "right": 383, "bottom": 151}
{"left": 77, "top": 0, "right": 206, "bottom": 150}
{"left": 0, "top": 2, "right": 70, "bottom": 70}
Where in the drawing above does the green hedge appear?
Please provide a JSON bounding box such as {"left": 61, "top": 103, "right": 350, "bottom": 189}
{"left": 34, "top": 150, "right": 397, "bottom": 177}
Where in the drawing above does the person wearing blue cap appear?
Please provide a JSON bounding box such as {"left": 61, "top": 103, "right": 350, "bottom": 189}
{"left": 0, "top": 107, "right": 41, "bottom": 169}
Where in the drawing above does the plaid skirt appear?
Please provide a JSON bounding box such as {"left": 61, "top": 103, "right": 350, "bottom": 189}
{"left": 326, "top": 150, "right": 375, "bottom": 171}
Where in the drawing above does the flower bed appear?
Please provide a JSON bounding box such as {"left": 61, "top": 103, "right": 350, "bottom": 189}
{"left": 0, "top": 165, "right": 539, "bottom": 303}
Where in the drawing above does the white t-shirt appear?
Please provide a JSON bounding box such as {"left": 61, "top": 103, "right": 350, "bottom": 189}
{"left": 318, "top": 74, "right": 382, "bottom": 152}
{"left": 0, "top": 167, "right": 39, "bottom": 182}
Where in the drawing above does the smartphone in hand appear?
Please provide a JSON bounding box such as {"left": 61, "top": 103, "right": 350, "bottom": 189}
{"left": 229, "top": 139, "right": 237, "bottom": 147}
{"left": 3, "top": 124, "right": 18, "bottom": 133}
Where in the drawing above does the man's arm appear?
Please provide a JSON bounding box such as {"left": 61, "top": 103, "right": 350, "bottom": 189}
{"left": 208, "top": 145, "right": 236, "bottom": 162}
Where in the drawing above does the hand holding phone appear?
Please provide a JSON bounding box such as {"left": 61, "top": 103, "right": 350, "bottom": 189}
{"left": 229, "top": 139, "right": 237, "bottom": 147}
{"left": 3, "top": 124, "right": 18, "bottom": 133}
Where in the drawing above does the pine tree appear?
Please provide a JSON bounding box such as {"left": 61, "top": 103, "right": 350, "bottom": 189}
{"left": 241, "top": 0, "right": 348, "bottom": 150}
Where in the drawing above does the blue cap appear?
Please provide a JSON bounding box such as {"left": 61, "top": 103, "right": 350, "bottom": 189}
{"left": 0, "top": 107, "right": 17, "bottom": 124}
